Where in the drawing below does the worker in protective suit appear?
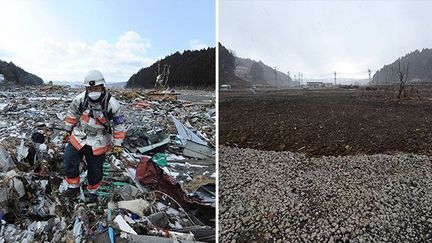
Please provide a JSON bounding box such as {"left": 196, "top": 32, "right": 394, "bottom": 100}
{"left": 62, "top": 70, "right": 126, "bottom": 202}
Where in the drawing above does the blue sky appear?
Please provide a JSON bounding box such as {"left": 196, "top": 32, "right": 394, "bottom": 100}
{"left": 0, "top": 0, "right": 215, "bottom": 82}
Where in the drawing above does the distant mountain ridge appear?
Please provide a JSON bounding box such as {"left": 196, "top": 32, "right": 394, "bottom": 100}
{"left": 235, "top": 57, "right": 294, "bottom": 87}
{"left": 219, "top": 43, "right": 294, "bottom": 87}
{"left": 371, "top": 48, "right": 432, "bottom": 85}
{"left": 126, "top": 48, "right": 215, "bottom": 89}
{"left": 0, "top": 60, "right": 43, "bottom": 85}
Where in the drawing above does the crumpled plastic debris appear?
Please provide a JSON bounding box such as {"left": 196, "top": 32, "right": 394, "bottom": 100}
{"left": 9, "top": 176, "right": 25, "bottom": 199}
{"left": 147, "top": 212, "right": 169, "bottom": 228}
{"left": 152, "top": 153, "right": 168, "bottom": 167}
{"left": 171, "top": 116, "right": 215, "bottom": 159}
{"left": 118, "top": 199, "right": 150, "bottom": 217}
{"left": 16, "top": 138, "right": 29, "bottom": 162}
{"left": 0, "top": 146, "right": 16, "bottom": 172}
{"left": 115, "top": 184, "right": 139, "bottom": 201}
{"left": 72, "top": 218, "right": 82, "bottom": 243}
{"left": 114, "top": 214, "right": 137, "bottom": 235}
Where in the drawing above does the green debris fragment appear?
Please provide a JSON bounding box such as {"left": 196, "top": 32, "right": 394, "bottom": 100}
{"left": 152, "top": 153, "right": 167, "bottom": 167}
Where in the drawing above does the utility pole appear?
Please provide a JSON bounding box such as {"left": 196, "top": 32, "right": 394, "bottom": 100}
{"left": 300, "top": 73, "right": 303, "bottom": 85}
{"left": 298, "top": 72, "right": 301, "bottom": 86}
{"left": 287, "top": 71, "right": 291, "bottom": 84}
{"left": 334, "top": 71, "right": 337, "bottom": 85}
{"left": 368, "top": 69, "right": 371, "bottom": 84}
{"left": 274, "top": 67, "right": 277, "bottom": 83}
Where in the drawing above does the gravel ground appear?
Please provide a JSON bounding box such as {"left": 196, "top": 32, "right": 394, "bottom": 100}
{"left": 219, "top": 146, "right": 432, "bottom": 242}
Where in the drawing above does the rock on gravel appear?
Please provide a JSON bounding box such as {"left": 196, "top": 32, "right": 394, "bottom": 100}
{"left": 219, "top": 146, "right": 432, "bottom": 242}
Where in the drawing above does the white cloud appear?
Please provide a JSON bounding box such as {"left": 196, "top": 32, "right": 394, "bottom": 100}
{"left": 0, "top": 31, "right": 154, "bottom": 82}
{"left": 189, "top": 39, "right": 208, "bottom": 50}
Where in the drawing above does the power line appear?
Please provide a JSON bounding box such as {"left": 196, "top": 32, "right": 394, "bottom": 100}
{"left": 288, "top": 70, "right": 372, "bottom": 80}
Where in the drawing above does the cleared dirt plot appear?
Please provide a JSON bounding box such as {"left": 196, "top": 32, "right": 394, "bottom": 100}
{"left": 220, "top": 88, "right": 432, "bottom": 157}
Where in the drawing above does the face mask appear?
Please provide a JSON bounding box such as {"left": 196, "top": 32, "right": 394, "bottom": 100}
{"left": 88, "top": 91, "right": 102, "bottom": 100}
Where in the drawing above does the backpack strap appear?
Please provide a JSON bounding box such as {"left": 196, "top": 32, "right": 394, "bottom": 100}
{"left": 100, "top": 91, "right": 113, "bottom": 134}
{"left": 78, "top": 91, "right": 89, "bottom": 114}
{"left": 102, "top": 92, "right": 112, "bottom": 118}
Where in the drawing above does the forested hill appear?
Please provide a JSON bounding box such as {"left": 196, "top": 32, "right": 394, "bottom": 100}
{"left": 371, "top": 48, "right": 432, "bottom": 85}
{"left": 0, "top": 60, "right": 44, "bottom": 85}
{"left": 219, "top": 43, "right": 250, "bottom": 88}
{"left": 126, "top": 48, "right": 215, "bottom": 89}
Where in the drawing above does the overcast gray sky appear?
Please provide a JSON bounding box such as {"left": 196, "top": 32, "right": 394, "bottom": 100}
{"left": 220, "top": 0, "right": 432, "bottom": 80}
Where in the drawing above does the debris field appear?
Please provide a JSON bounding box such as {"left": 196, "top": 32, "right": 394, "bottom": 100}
{"left": 0, "top": 85, "right": 215, "bottom": 242}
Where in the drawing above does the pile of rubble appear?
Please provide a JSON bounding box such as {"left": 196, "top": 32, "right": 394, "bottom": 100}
{"left": 0, "top": 85, "right": 215, "bottom": 242}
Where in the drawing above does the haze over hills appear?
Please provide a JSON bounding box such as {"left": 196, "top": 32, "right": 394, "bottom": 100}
{"left": 0, "top": 60, "right": 43, "bottom": 85}
{"left": 127, "top": 48, "right": 215, "bottom": 89}
{"left": 371, "top": 48, "right": 432, "bottom": 85}
{"left": 219, "top": 43, "right": 295, "bottom": 88}
{"left": 235, "top": 57, "right": 294, "bottom": 87}
{"left": 220, "top": 42, "right": 369, "bottom": 88}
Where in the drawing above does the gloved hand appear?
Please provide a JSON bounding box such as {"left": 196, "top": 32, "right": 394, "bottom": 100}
{"left": 113, "top": 146, "right": 123, "bottom": 158}
{"left": 63, "top": 131, "right": 71, "bottom": 143}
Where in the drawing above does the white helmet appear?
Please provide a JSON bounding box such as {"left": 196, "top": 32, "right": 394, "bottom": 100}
{"left": 84, "top": 70, "right": 105, "bottom": 87}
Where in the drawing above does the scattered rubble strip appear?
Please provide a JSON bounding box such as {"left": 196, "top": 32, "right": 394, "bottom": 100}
{"left": 0, "top": 85, "right": 215, "bottom": 242}
{"left": 219, "top": 146, "right": 432, "bottom": 243}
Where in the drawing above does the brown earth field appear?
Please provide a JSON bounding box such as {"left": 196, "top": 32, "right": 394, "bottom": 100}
{"left": 219, "top": 87, "right": 432, "bottom": 156}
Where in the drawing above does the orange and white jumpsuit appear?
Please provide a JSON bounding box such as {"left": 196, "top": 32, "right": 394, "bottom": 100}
{"left": 64, "top": 91, "right": 126, "bottom": 191}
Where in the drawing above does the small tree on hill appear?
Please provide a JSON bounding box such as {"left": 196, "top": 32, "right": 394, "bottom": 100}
{"left": 395, "top": 58, "right": 409, "bottom": 100}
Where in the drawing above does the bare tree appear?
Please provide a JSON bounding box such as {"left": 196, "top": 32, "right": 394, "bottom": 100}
{"left": 396, "top": 58, "right": 409, "bottom": 100}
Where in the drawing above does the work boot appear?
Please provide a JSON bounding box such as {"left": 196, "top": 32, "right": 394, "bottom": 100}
{"left": 62, "top": 187, "right": 80, "bottom": 199}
